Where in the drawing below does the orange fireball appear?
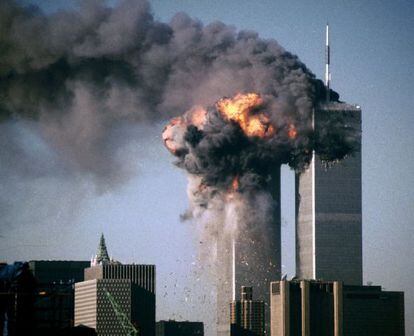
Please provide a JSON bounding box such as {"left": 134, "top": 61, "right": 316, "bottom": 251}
{"left": 226, "top": 175, "right": 240, "bottom": 201}
{"left": 188, "top": 106, "right": 207, "bottom": 129}
{"left": 231, "top": 176, "right": 240, "bottom": 191}
{"left": 288, "top": 123, "right": 297, "bottom": 139}
{"left": 216, "top": 93, "right": 275, "bottom": 138}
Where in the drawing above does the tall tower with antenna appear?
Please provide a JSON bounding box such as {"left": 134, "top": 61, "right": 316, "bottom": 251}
{"left": 295, "top": 24, "right": 363, "bottom": 286}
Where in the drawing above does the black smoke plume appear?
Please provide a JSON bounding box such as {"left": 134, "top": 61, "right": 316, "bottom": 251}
{"left": 0, "top": 0, "right": 344, "bottom": 185}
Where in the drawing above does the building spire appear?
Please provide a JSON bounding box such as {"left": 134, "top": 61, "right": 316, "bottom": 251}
{"left": 92, "top": 233, "right": 110, "bottom": 266}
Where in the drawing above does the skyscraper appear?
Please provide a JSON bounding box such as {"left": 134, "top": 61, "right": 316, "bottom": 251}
{"left": 272, "top": 24, "right": 405, "bottom": 336}
{"left": 74, "top": 234, "right": 156, "bottom": 336}
{"left": 29, "top": 260, "right": 90, "bottom": 332}
{"left": 295, "top": 25, "right": 363, "bottom": 286}
{"left": 230, "top": 286, "right": 265, "bottom": 336}
{"left": 270, "top": 280, "right": 404, "bottom": 336}
{"left": 217, "top": 170, "right": 281, "bottom": 336}
{"left": 156, "top": 320, "right": 204, "bottom": 336}
{"left": 0, "top": 262, "right": 36, "bottom": 336}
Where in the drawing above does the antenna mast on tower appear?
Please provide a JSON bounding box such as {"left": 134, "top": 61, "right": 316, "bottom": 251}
{"left": 325, "top": 23, "right": 331, "bottom": 102}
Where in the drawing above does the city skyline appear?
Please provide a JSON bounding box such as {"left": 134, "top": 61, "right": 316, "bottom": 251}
{"left": 1, "top": 1, "right": 413, "bottom": 335}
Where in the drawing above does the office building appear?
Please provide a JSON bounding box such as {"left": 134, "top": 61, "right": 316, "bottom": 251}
{"left": 295, "top": 102, "right": 362, "bottom": 285}
{"left": 84, "top": 263, "right": 155, "bottom": 293}
{"left": 29, "top": 260, "right": 90, "bottom": 284}
{"left": 218, "top": 169, "right": 281, "bottom": 336}
{"left": 75, "top": 234, "right": 156, "bottom": 336}
{"left": 270, "top": 280, "right": 404, "bottom": 336}
{"left": 28, "top": 260, "right": 90, "bottom": 332}
{"left": 230, "top": 286, "right": 265, "bottom": 336}
{"left": 295, "top": 27, "right": 362, "bottom": 285}
{"left": 75, "top": 279, "right": 153, "bottom": 336}
{"left": 156, "top": 320, "right": 204, "bottom": 336}
{"left": 0, "top": 262, "right": 36, "bottom": 336}
{"left": 273, "top": 24, "right": 404, "bottom": 336}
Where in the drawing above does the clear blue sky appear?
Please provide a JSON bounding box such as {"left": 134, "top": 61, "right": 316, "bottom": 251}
{"left": 3, "top": 1, "right": 414, "bottom": 334}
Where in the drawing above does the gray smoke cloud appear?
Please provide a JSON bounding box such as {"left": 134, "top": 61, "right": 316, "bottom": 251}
{"left": 0, "top": 0, "right": 341, "bottom": 184}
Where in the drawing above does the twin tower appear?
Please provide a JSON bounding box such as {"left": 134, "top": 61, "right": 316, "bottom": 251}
{"left": 216, "top": 25, "right": 363, "bottom": 335}
{"left": 296, "top": 24, "right": 362, "bottom": 286}
{"left": 218, "top": 78, "right": 362, "bottom": 336}
{"left": 219, "top": 101, "right": 362, "bottom": 334}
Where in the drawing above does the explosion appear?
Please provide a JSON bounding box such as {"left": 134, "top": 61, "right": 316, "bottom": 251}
{"left": 163, "top": 88, "right": 358, "bottom": 333}
{"left": 288, "top": 123, "right": 297, "bottom": 139}
{"left": 231, "top": 176, "right": 240, "bottom": 192}
{"left": 163, "top": 90, "right": 358, "bottom": 209}
{"left": 162, "top": 106, "right": 207, "bottom": 155}
{"left": 216, "top": 93, "right": 274, "bottom": 138}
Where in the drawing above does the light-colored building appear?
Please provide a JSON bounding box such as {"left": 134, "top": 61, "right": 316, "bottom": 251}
{"left": 75, "top": 234, "right": 155, "bottom": 336}
{"left": 295, "top": 102, "right": 363, "bottom": 285}
{"left": 75, "top": 279, "right": 136, "bottom": 335}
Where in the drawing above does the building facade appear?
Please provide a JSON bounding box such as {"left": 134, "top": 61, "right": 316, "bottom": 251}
{"left": 270, "top": 280, "right": 404, "bottom": 336}
{"left": 218, "top": 169, "right": 281, "bottom": 336}
{"left": 230, "top": 287, "right": 265, "bottom": 336}
{"left": 0, "top": 262, "right": 36, "bottom": 336}
{"left": 156, "top": 320, "right": 204, "bottom": 336}
{"left": 74, "top": 234, "right": 156, "bottom": 336}
{"left": 28, "top": 260, "right": 90, "bottom": 332}
{"left": 29, "top": 260, "right": 90, "bottom": 285}
{"left": 75, "top": 279, "right": 154, "bottom": 336}
{"left": 295, "top": 102, "right": 362, "bottom": 285}
{"left": 84, "top": 264, "right": 155, "bottom": 294}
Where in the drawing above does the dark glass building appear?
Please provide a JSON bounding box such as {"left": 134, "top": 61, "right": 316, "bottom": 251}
{"left": 270, "top": 280, "right": 404, "bottom": 336}
{"left": 28, "top": 260, "right": 90, "bottom": 333}
{"left": 156, "top": 320, "right": 204, "bottom": 336}
{"left": 0, "top": 262, "right": 36, "bottom": 336}
{"left": 230, "top": 286, "right": 265, "bottom": 336}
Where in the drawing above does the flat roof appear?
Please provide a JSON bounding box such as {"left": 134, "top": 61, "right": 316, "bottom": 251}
{"left": 318, "top": 101, "right": 361, "bottom": 111}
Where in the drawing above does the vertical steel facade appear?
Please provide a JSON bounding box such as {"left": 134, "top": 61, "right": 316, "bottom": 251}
{"left": 217, "top": 168, "right": 281, "bottom": 336}
{"left": 85, "top": 264, "right": 155, "bottom": 293}
{"left": 270, "top": 280, "right": 404, "bottom": 336}
{"left": 295, "top": 102, "right": 362, "bottom": 285}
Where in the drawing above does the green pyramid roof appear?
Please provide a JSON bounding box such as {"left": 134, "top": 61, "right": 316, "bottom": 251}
{"left": 96, "top": 233, "right": 110, "bottom": 264}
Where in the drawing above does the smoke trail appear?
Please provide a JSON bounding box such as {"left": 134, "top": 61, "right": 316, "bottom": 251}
{"left": 0, "top": 0, "right": 342, "bottom": 184}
